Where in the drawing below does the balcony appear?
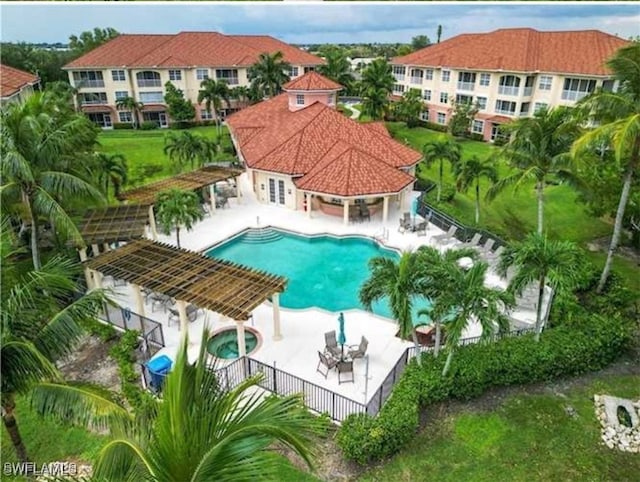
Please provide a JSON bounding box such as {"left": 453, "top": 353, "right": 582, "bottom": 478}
{"left": 75, "top": 79, "right": 105, "bottom": 88}
{"left": 218, "top": 77, "right": 239, "bottom": 85}
{"left": 137, "top": 79, "right": 162, "bottom": 88}
{"left": 410, "top": 77, "right": 423, "bottom": 85}
{"left": 495, "top": 108, "right": 516, "bottom": 116}
{"left": 393, "top": 74, "right": 405, "bottom": 81}
{"left": 457, "top": 81, "right": 475, "bottom": 92}
{"left": 81, "top": 98, "right": 107, "bottom": 106}
{"left": 561, "top": 90, "right": 590, "bottom": 102}
{"left": 498, "top": 86, "right": 520, "bottom": 96}
{"left": 523, "top": 87, "right": 533, "bottom": 97}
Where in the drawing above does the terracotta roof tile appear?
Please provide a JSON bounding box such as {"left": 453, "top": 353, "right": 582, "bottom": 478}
{"left": 392, "top": 28, "right": 628, "bottom": 76}
{"left": 363, "top": 122, "right": 391, "bottom": 138}
{"left": 1, "top": 64, "right": 39, "bottom": 98}
{"left": 65, "top": 32, "right": 322, "bottom": 69}
{"left": 283, "top": 71, "right": 342, "bottom": 91}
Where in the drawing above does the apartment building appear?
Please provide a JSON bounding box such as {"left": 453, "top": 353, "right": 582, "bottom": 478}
{"left": 1, "top": 64, "right": 40, "bottom": 106}
{"left": 63, "top": 32, "right": 323, "bottom": 128}
{"left": 392, "top": 28, "right": 628, "bottom": 141}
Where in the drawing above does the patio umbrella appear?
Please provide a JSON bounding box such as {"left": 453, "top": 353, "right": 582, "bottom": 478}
{"left": 338, "top": 312, "right": 346, "bottom": 359}
{"left": 411, "top": 197, "right": 419, "bottom": 225}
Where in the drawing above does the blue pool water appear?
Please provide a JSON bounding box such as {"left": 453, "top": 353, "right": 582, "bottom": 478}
{"left": 205, "top": 228, "right": 432, "bottom": 321}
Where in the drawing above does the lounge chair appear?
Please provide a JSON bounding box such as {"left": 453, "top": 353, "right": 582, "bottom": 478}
{"left": 168, "top": 304, "right": 200, "bottom": 326}
{"left": 398, "top": 212, "right": 411, "bottom": 233}
{"left": 316, "top": 351, "right": 339, "bottom": 379}
{"left": 338, "top": 360, "right": 354, "bottom": 384}
{"left": 324, "top": 331, "right": 342, "bottom": 358}
{"left": 433, "top": 225, "right": 458, "bottom": 244}
{"left": 486, "top": 245, "right": 505, "bottom": 262}
{"left": 415, "top": 221, "right": 427, "bottom": 237}
{"left": 463, "top": 233, "right": 482, "bottom": 248}
{"left": 359, "top": 204, "right": 371, "bottom": 222}
{"left": 150, "top": 293, "right": 173, "bottom": 313}
{"left": 479, "top": 238, "right": 496, "bottom": 255}
{"left": 347, "top": 336, "right": 368, "bottom": 360}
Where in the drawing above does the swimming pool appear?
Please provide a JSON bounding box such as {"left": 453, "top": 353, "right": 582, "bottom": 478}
{"left": 206, "top": 228, "right": 431, "bottom": 321}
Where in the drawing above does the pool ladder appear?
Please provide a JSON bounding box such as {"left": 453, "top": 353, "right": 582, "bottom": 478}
{"left": 243, "top": 227, "right": 283, "bottom": 244}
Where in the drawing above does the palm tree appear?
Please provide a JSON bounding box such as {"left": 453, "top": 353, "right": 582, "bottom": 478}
{"left": 248, "top": 51, "right": 291, "bottom": 98}
{"left": 230, "top": 85, "right": 251, "bottom": 109}
{"left": 198, "top": 78, "right": 231, "bottom": 138}
{"left": 115, "top": 96, "right": 144, "bottom": 129}
{"left": 572, "top": 43, "right": 640, "bottom": 293}
{"left": 430, "top": 260, "right": 512, "bottom": 376}
{"left": 1, "top": 94, "right": 105, "bottom": 269}
{"left": 155, "top": 189, "right": 204, "bottom": 248}
{"left": 361, "top": 87, "right": 390, "bottom": 121}
{"left": 437, "top": 25, "right": 443, "bottom": 44}
{"left": 454, "top": 155, "right": 498, "bottom": 224}
{"left": 91, "top": 331, "right": 316, "bottom": 481}
{"left": 422, "top": 136, "right": 462, "bottom": 202}
{"left": 393, "top": 89, "right": 424, "bottom": 127}
{"left": 486, "top": 106, "right": 581, "bottom": 234}
{"left": 317, "top": 49, "right": 355, "bottom": 92}
{"left": 360, "top": 58, "right": 395, "bottom": 120}
{"left": 497, "top": 233, "right": 582, "bottom": 342}
{"left": 163, "top": 131, "right": 200, "bottom": 170}
{"left": 92, "top": 152, "right": 128, "bottom": 198}
{"left": 360, "top": 251, "right": 428, "bottom": 363}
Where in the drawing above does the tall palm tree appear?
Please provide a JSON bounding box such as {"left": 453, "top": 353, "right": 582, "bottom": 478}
{"left": 92, "top": 152, "right": 128, "bottom": 198}
{"left": 572, "top": 43, "right": 640, "bottom": 293}
{"left": 317, "top": 49, "right": 355, "bottom": 92}
{"left": 497, "top": 233, "right": 582, "bottom": 342}
{"left": 1, "top": 94, "right": 105, "bottom": 269}
{"left": 115, "top": 96, "right": 144, "bottom": 129}
{"left": 360, "top": 251, "right": 428, "bottom": 363}
{"left": 197, "top": 78, "right": 231, "bottom": 138}
{"left": 248, "top": 51, "right": 291, "bottom": 99}
{"left": 393, "top": 89, "right": 424, "bottom": 127}
{"left": 91, "top": 331, "right": 316, "bottom": 481}
{"left": 361, "top": 87, "right": 390, "bottom": 121}
{"left": 486, "top": 106, "right": 581, "bottom": 234}
{"left": 422, "top": 136, "right": 462, "bottom": 202}
{"left": 430, "top": 260, "right": 512, "bottom": 376}
{"left": 163, "top": 131, "right": 201, "bottom": 170}
{"left": 454, "top": 155, "right": 499, "bottom": 224}
{"left": 360, "top": 58, "right": 395, "bottom": 120}
{"left": 155, "top": 189, "right": 204, "bottom": 248}
{"left": 230, "top": 85, "right": 251, "bottom": 109}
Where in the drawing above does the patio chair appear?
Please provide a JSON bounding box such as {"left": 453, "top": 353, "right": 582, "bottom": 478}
{"left": 168, "top": 304, "right": 200, "bottom": 326}
{"left": 398, "top": 212, "right": 412, "bottom": 233}
{"left": 433, "top": 225, "right": 458, "bottom": 244}
{"left": 349, "top": 205, "right": 361, "bottom": 223}
{"left": 347, "top": 336, "right": 368, "bottom": 360}
{"left": 215, "top": 195, "right": 229, "bottom": 209}
{"left": 463, "top": 233, "right": 482, "bottom": 248}
{"left": 359, "top": 203, "right": 371, "bottom": 222}
{"left": 316, "top": 351, "right": 339, "bottom": 379}
{"left": 150, "top": 293, "right": 173, "bottom": 313}
{"left": 415, "top": 221, "right": 427, "bottom": 237}
{"left": 338, "top": 360, "right": 354, "bottom": 384}
{"left": 324, "top": 331, "right": 342, "bottom": 358}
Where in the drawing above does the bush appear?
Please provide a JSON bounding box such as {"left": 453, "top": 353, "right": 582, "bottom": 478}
{"left": 140, "top": 121, "right": 158, "bottom": 131}
{"left": 468, "top": 132, "right": 484, "bottom": 142}
{"left": 337, "top": 315, "right": 633, "bottom": 465}
{"left": 113, "top": 122, "right": 134, "bottom": 130}
{"left": 172, "top": 120, "right": 197, "bottom": 129}
{"left": 440, "top": 183, "right": 456, "bottom": 203}
{"left": 424, "top": 121, "right": 448, "bottom": 133}
{"left": 80, "top": 317, "right": 117, "bottom": 342}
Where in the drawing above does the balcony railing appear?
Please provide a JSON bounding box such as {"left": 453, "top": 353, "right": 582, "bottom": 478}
{"left": 561, "top": 90, "right": 590, "bottom": 102}
{"left": 137, "top": 79, "right": 162, "bottom": 88}
{"left": 498, "top": 86, "right": 520, "bottom": 96}
{"left": 393, "top": 74, "right": 405, "bottom": 81}
{"left": 495, "top": 108, "right": 516, "bottom": 116}
{"left": 81, "top": 98, "right": 108, "bottom": 105}
{"left": 75, "top": 79, "right": 105, "bottom": 88}
{"left": 217, "top": 77, "right": 239, "bottom": 85}
{"left": 410, "top": 76, "right": 423, "bottom": 85}
{"left": 457, "top": 81, "right": 475, "bottom": 91}
{"left": 523, "top": 87, "right": 533, "bottom": 96}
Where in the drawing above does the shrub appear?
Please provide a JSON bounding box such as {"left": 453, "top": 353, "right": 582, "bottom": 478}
{"left": 80, "top": 317, "right": 117, "bottom": 342}
{"left": 468, "top": 132, "right": 485, "bottom": 142}
{"left": 337, "top": 315, "right": 633, "bottom": 464}
{"left": 112, "top": 122, "right": 134, "bottom": 130}
{"left": 440, "top": 183, "right": 456, "bottom": 202}
{"left": 140, "top": 121, "right": 158, "bottom": 131}
{"left": 424, "top": 121, "right": 448, "bottom": 133}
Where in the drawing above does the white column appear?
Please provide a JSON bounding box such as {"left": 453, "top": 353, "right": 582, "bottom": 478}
{"left": 398, "top": 190, "right": 403, "bottom": 209}
{"left": 176, "top": 299, "right": 188, "bottom": 334}
{"left": 91, "top": 244, "right": 100, "bottom": 257}
{"left": 343, "top": 199, "right": 350, "bottom": 225}
{"left": 103, "top": 243, "right": 110, "bottom": 252}
{"left": 209, "top": 184, "right": 216, "bottom": 213}
{"left": 93, "top": 270, "right": 103, "bottom": 289}
{"left": 383, "top": 196, "right": 390, "bottom": 223}
{"left": 306, "top": 193, "right": 312, "bottom": 218}
{"left": 148, "top": 205, "right": 158, "bottom": 241}
{"left": 78, "top": 248, "right": 94, "bottom": 290}
{"left": 132, "top": 284, "right": 145, "bottom": 318}
{"left": 236, "top": 176, "right": 242, "bottom": 204}
{"left": 236, "top": 320, "right": 247, "bottom": 356}
{"left": 272, "top": 293, "right": 282, "bottom": 341}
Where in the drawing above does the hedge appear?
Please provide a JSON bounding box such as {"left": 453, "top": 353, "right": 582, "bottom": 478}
{"left": 337, "top": 315, "right": 633, "bottom": 465}
{"left": 113, "top": 122, "right": 134, "bottom": 130}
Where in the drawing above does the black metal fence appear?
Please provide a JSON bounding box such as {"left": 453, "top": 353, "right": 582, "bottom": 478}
{"left": 365, "top": 349, "right": 412, "bottom": 415}
{"left": 98, "top": 303, "right": 165, "bottom": 351}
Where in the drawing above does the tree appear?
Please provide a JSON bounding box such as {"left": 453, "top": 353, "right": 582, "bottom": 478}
{"left": 393, "top": 89, "right": 424, "bottom": 127}
{"left": 437, "top": 25, "right": 443, "bottom": 44}
{"left": 197, "top": 78, "right": 231, "bottom": 138}
{"left": 360, "top": 58, "right": 395, "bottom": 120}
{"left": 230, "top": 85, "right": 251, "bottom": 109}
{"left": 360, "top": 251, "right": 428, "bottom": 363}
{"left": 411, "top": 35, "right": 431, "bottom": 51}
{"left": 454, "top": 155, "right": 498, "bottom": 224}
{"left": 422, "top": 136, "right": 462, "bottom": 202}
{"left": 92, "top": 153, "right": 128, "bottom": 199}
{"left": 1, "top": 93, "right": 104, "bottom": 269}
{"left": 115, "top": 96, "right": 144, "bottom": 129}
{"left": 487, "top": 106, "right": 581, "bottom": 234}
{"left": 572, "top": 42, "right": 640, "bottom": 293}
{"left": 68, "top": 27, "right": 119, "bottom": 56}
{"left": 164, "top": 82, "right": 195, "bottom": 124}
{"left": 316, "top": 48, "right": 355, "bottom": 94}
{"left": 395, "top": 45, "right": 413, "bottom": 57}
{"left": 497, "top": 233, "right": 582, "bottom": 341}
{"left": 0, "top": 43, "right": 74, "bottom": 86}
{"left": 163, "top": 132, "right": 214, "bottom": 170}
{"left": 248, "top": 51, "right": 291, "bottom": 98}
{"left": 448, "top": 99, "right": 479, "bottom": 137}
{"left": 155, "top": 189, "right": 204, "bottom": 248}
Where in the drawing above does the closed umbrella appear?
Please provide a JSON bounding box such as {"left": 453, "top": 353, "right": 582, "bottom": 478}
{"left": 411, "top": 197, "right": 419, "bottom": 226}
{"left": 338, "top": 312, "right": 346, "bottom": 359}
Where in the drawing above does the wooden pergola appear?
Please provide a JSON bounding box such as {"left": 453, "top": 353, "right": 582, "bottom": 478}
{"left": 84, "top": 239, "right": 287, "bottom": 353}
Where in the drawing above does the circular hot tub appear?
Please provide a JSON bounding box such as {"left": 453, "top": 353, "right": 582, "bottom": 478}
{"left": 207, "top": 327, "right": 260, "bottom": 359}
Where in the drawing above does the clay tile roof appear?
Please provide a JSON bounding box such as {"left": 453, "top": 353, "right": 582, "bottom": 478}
{"left": 283, "top": 71, "right": 342, "bottom": 91}
{"left": 392, "top": 28, "right": 629, "bottom": 76}
{"left": 363, "top": 122, "right": 391, "bottom": 138}
{"left": 1, "top": 64, "right": 39, "bottom": 98}
{"left": 65, "top": 32, "right": 322, "bottom": 69}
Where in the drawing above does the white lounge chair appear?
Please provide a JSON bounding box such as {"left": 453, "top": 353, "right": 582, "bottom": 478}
{"left": 463, "top": 233, "right": 482, "bottom": 248}
{"left": 433, "top": 225, "right": 458, "bottom": 244}
{"left": 479, "top": 238, "right": 496, "bottom": 255}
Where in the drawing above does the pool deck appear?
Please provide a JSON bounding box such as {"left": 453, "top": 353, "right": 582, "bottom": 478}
{"left": 105, "top": 172, "right": 548, "bottom": 406}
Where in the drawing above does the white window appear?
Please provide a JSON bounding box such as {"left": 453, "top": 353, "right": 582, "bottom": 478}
{"left": 437, "top": 112, "right": 447, "bottom": 125}
{"left": 520, "top": 102, "right": 530, "bottom": 115}
{"left": 196, "top": 69, "right": 209, "bottom": 80}
{"left": 296, "top": 94, "right": 305, "bottom": 105}
{"left": 111, "top": 70, "right": 125, "bottom": 82}
{"left": 455, "top": 94, "right": 473, "bottom": 105}
{"left": 420, "top": 111, "right": 429, "bottom": 121}
{"left": 425, "top": 69, "right": 434, "bottom": 80}
{"left": 393, "top": 84, "right": 406, "bottom": 94}
{"left": 118, "top": 111, "right": 132, "bottom": 123}
{"left": 139, "top": 91, "right": 164, "bottom": 104}
{"left": 476, "top": 96, "right": 487, "bottom": 110}
{"left": 472, "top": 120, "right": 484, "bottom": 134}
{"left": 534, "top": 102, "right": 549, "bottom": 113}
{"left": 479, "top": 73, "right": 491, "bottom": 87}
{"left": 423, "top": 89, "right": 431, "bottom": 101}
{"left": 327, "top": 93, "right": 334, "bottom": 105}
{"left": 538, "top": 75, "right": 552, "bottom": 91}
{"left": 200, "top": 110, "right": 213, "bottom": 120}
{"left": 115, "top": 91, "right": 128, "bottom": 100}
{"left": 440, "top": 92, "right": 448, "bottom": 104}
{"left": 289, "top": 66, "right": 299, "bottom": 77}
{"left": 392, "top": 65, "right": 406, "bottom": 81}
{"left": 216, "top": 69, "right": 239, "bottom": 85}
{"left": 561, "top": 78, "right": 596, "bottom": 101}
{"left": 169, "top": 70, "right": 182, "bottom": 81}
{"left": 441, "top": 70, "right": 450, "bottom": 82}
{"left": 79, "top": 92, "right": 107, "bottom": 105}
{"left": 410, "top": 69, "right": 424, "bottom": 84}
{"left": 73, "top": 71, "right": 104, "bottom": 88}
{"left": 495, "top": 99, "right": 517, "bottom": 115}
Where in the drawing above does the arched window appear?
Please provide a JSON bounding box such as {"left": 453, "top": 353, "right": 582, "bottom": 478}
{"left": 136, "top": 71, "right": 161, "bottom": 88}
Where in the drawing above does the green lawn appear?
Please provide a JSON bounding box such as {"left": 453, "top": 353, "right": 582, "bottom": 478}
{"left": 361, "top": 374, "right": 640, "bottom": 482}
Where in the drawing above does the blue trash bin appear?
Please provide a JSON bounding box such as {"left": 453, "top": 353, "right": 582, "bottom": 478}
{"left": 146, "top": 355, "right": 172, "bottom": 391}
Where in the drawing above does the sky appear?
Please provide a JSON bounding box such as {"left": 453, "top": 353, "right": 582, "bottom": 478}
{"left": 1, "top": 2, "right": 639, "bottom": 45}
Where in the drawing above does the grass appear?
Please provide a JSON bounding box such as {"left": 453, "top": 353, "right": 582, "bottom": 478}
{"left": 361, "top": 374, "right": 640, "bottom": 482}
